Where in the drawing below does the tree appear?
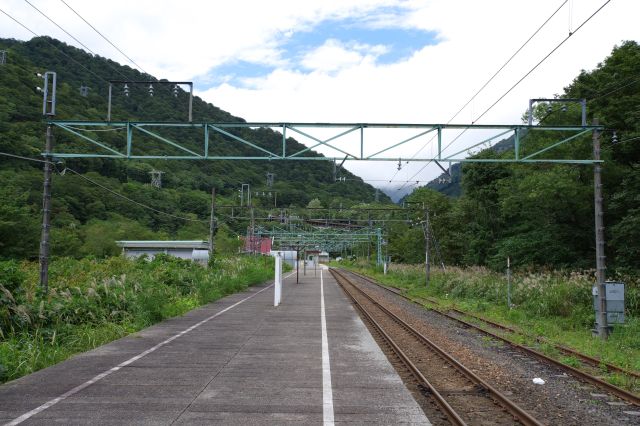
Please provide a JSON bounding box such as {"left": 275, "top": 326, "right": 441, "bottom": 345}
{"left": 307, "top": 198, "right": 323, "bottom": 209}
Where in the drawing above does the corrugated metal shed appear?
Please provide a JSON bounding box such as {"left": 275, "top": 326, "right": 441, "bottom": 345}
{"left": 116, "top": 241, "right": 209, "bottom": 265}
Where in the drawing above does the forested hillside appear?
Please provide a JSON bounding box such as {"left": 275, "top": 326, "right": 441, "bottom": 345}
{"left": 395, "top": 41, "right": 639, "bottom": 271}
{"left": 1, "top": 37, "right": 638, "bottom": 272}
{"left": 0, "top": 36, "right": 389, "bottom": 259}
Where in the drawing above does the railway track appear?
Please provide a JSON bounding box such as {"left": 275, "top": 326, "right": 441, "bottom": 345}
{"left": 330, "top": 268, "right": 543, "bottom": 426}
{"left": 341, "top": 268, "right": 640, "bottom": 407}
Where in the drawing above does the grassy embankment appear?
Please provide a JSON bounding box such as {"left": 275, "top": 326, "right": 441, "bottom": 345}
{"left": 338, "top": 262, "right": 639, "bottom": 392}
{"left": 0, "top": 254, "right": 276, "bottom": 383}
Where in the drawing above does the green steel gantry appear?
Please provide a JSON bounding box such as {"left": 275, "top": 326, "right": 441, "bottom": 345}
{"left": 45, "top": 120, "right": 602, "bottom": 164}
{"left": 254, "top": 225, "right": 384, "bottom": 265}
{"left": 38, "top": 118, "right": 610, "bottom": 338}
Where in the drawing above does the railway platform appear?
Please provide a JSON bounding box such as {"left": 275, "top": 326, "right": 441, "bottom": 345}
{"left": 0, "top": 266, "right": 430, "bottom": 425}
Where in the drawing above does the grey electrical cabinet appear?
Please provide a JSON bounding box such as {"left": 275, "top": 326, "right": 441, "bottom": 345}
{"left": 593, "top": 281, "right": 625, "bottom": 327}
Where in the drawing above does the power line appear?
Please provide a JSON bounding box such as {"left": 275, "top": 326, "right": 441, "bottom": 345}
{"left": 473, "top": 0, "right": 612, "bottom": 125}
{"left": 22, "top": 0, "right": 129, "bottom": 80}
{"left": 607, "top": 135, "right": 640, "bottom": 148}
{"left": 397, "top": 0, "right": 612, "bottom": 191}
{"left": 65, "top": 168, "right": 206, "bottom": 223}
{"left": 59, "top": 0, "right": 150, "bottom": 76}
{"left": 391, "top": 0, "right": 568, "bottom": 187}
{"left": 0, "top": 7, "right": 109, "bottom": 84}
{"left": 588, "top": 76, "right": 640, "bottom": 102}
{"left": 0, "top": 151, "right": 206, "bottom": 223}
{"left": 0, "top": 151, "right": 50, "bottom": 164}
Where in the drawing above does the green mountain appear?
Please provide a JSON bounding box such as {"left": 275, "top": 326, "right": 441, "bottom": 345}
{"left": 422, "top": 135, "right": 516, "bottom": 198}
{"left": 395, "top": 41, "right": 640, "bottom": 270}
{"left": 0, "top": 36, "right": 390, "bottom": 259}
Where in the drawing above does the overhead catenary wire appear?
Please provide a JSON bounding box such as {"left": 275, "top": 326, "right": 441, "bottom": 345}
{"left": 587, "top": 75, "right": 640, "bottom": 102}
{"left": 0, "top": 7, "right": 111, "bottom": 90}
{"left": 397, "top": 0, "right": 612, "bottom": 191}
{"left": 64, "top": 168, "right": 207, "bottom": 223}
{"left": 0, "top": 151, "right": 206, "bottom": 223}
{"left": 58, "top": 0, "right": 150, "bottom": 77}
{"left": 472, "top": 0, "right": 612, "bottom": 125}
{"left": 22, "top": 0, "right": 129, "bottom": 80}
{"left": 0, "top": 151, "right": 50, "bottom": 163}
{"left": 64, "top": 125, "right": 126, "bottom": 132}
{"left": 386, "top": 0, "right": 569, "bottom": 185}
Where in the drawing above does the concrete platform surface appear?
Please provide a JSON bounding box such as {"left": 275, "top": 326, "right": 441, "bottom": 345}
{"left": 0, "top": 266, "right": 430, "bottom": 425}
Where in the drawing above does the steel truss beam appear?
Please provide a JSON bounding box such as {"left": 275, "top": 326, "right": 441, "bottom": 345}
{"left": 255, "top": 225, "right": 381, "bottom": 256}
{"left": 46, "top": 121, "right": 604, "bottom": 164}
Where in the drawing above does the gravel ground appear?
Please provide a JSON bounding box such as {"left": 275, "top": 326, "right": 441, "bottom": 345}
{"left": 340, "top": 270, "right": 640, "bottom": 426}
{"left": 340, "top": 276, "right": 521, "bottom": 425}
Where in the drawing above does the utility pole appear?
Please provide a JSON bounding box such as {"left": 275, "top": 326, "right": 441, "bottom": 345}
{"left": 367, "top": 212, "right": 371, "bottom": 263}
{"left": 593, "top": 119, "right": 609, "bottom": 339}
{"left": 39, "top": 71, "right": 56, "bottom": 295}
{"left": 422, "top": 208, "right": 431, "bottom": 286}
{"left": 208, "top": 188, "right": 217, "bottom": 264}
{"left": 39, "top": 125, "right": 53, "bottom": 295}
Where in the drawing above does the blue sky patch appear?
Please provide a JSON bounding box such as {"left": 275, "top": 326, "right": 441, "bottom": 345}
{"left": 200, "top": 9, "right": 439, "bottom": 88}
{"left": 205, "top": 61, "right": 277, "bottom": 86}
{"left": 283, "top": 17, "right": 439, "bottom": 66}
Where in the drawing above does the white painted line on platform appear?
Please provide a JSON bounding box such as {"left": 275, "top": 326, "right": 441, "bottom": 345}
{"left": 320, "top": 270, "right": 335, "bottom": 426}
{"left": 4, "top": 278, "right": 285, "bottom": 426}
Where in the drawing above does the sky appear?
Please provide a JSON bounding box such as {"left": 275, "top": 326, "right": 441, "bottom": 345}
{"left": 1, "top": 0, "right": 638, "bottom": 200}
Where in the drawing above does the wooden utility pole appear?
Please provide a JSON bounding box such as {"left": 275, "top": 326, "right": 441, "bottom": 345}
{"left": 424, "top": 209, "right": 431, "bottom": 286}
{"left": 208, "top": 188, "right": 217, "bottom": 264}
{"left": 593, "top": 119, "right": 609, "bottom": 339}
{"left": 39, "top": 125, "right": 53, "bottom": 294}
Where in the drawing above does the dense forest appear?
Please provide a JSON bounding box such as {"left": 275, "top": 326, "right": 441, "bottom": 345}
{"left": 393, "top": 41, "right": 640, "bottom": 271}
{"left": 0, "top": 37, "right": 638, "bottom": 273}
{"left": 0, "top": 36, "right": 389, "bottom": 259}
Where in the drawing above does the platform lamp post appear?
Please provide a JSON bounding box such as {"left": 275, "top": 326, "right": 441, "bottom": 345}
{"left": 38, "top": 71, "right": 57, "bottom": 295}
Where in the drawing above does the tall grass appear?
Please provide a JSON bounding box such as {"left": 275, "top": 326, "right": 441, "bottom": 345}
{"left": 0, "top": 254, "right": 274, "bottom": 383}
{"left": 347, "top": 262, "right": 640, "bottom": 374}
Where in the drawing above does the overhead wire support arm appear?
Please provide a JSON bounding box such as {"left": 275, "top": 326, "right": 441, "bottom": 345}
{"left": 46, "top": 120, "right": 604, "bottom": 164}
{"left": 107, "top": 80, "right": 193, "bottom": 122}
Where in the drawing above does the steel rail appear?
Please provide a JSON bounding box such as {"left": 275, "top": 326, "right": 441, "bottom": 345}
{"left": 336, "top": 274, "right": 466, "bottom": 425}
{"left": 343, "top": 269, "right": 640, "bottom": 406}
{"left": 350, "top": 269, "right": 640, "bottom": 379}
{"left": 331, "top": 268, "right": 543, "bottom": 426}
{"left": 445, "top": 307, "right": 640, "bottom": 381}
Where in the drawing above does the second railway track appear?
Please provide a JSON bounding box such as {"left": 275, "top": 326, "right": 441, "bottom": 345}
{"left": 330, "top": 268, "right": 543, "bottom": 426}
{"left": 342, "top": 268, "right": 640, "bottom": 407}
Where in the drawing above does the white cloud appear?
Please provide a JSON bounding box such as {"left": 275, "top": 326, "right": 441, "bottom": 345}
{"left": 1, "top": 0, "right": 638, "bottom": 195}
{"left": 300, "top": 39, "right": 386, "bottom": 72}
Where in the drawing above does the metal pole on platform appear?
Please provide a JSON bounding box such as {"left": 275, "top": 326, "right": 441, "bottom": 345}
{"left": 274, "top": 252, "right": 282, "bottom": 306}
